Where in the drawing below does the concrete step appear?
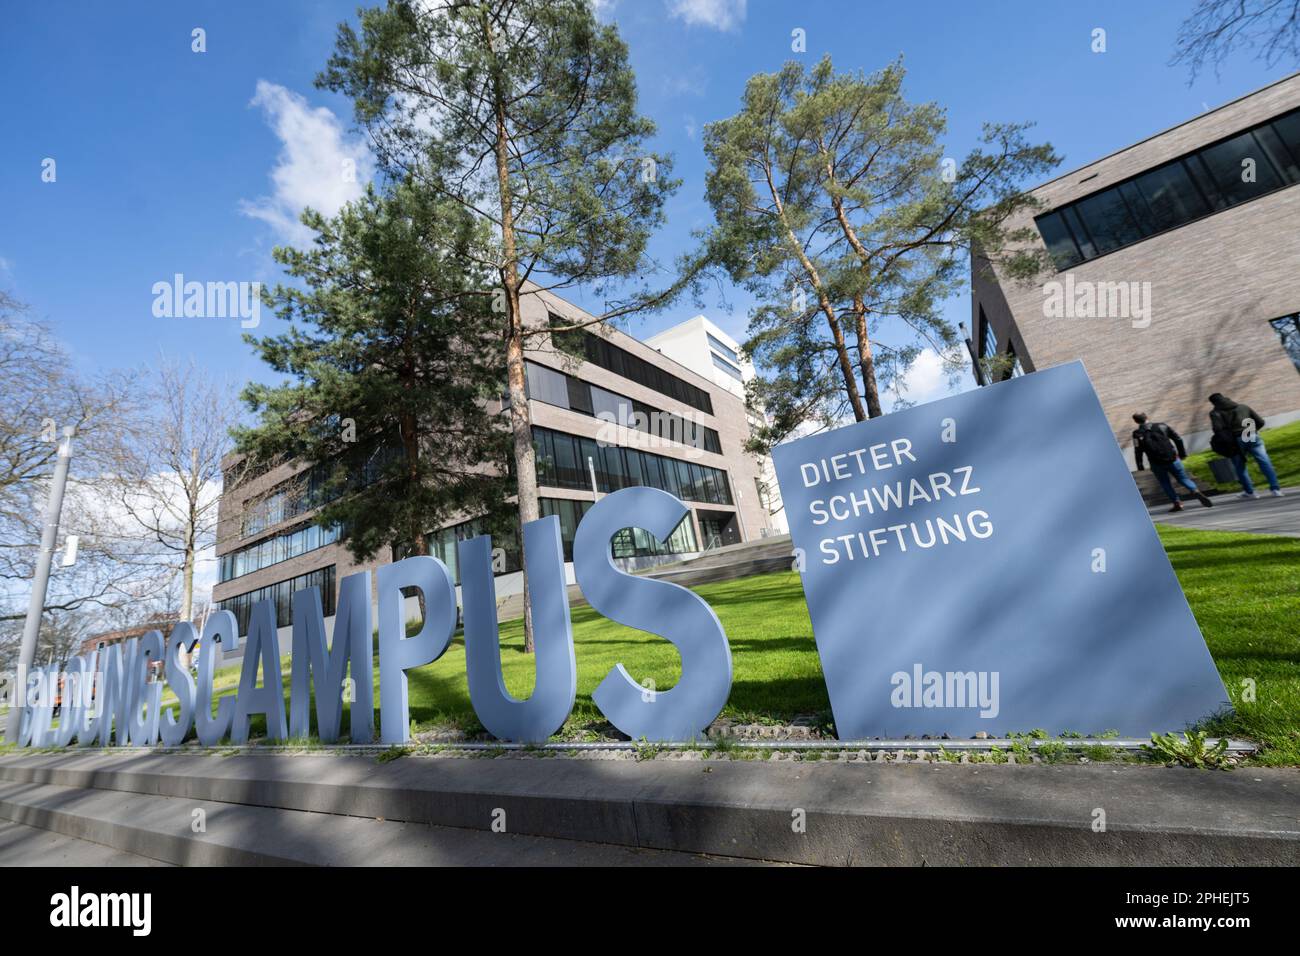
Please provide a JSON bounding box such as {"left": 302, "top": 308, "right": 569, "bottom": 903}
{"left": 646, "top": 534, "right": 794, "bottom": 575}
{"left": 0, "top": 779, "right": 768, "bottom": 867}
{"left": 643, "top": 557, "right": 793, "bottom": 587}
{"left": 2, "top": 751, "right": 1295, "bottom": 866}
{"left": 0, "top": 818, "right": 170, "bottom": 866}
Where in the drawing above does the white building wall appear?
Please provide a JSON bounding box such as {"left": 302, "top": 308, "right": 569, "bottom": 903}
{"left": 645, "top": 316, "right": 789, "bottom": 535}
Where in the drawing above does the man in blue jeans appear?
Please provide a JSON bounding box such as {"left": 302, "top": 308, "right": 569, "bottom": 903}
{"left": 1132, "top": 413, "right": 1213, "bottom": 512}
{"left": 1208, "top": 393, "right": 1284, "bottom": 499}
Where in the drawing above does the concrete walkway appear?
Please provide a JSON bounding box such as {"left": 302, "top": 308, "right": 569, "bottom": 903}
{"left": 1149, "top": 485, "right": 1300, "bottom": 537}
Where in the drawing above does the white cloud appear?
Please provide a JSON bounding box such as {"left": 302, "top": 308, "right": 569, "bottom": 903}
{"left": 240, "top": 80, "right": 373, "bottom": 246}
{"left": 668, "top": 0, "right": 747, "bottom": 32}
{"left": 0, "top": 255, "right": 12, "bottom": 278}
{"left": 891, "top": 348, "right": 957, "bottom": 409}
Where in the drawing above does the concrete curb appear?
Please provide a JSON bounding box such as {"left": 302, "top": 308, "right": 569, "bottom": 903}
{"left": 1, "top": 752, "right": 1296, "bottom": 865}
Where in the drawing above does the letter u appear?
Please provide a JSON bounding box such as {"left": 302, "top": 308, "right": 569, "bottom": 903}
{"left": 459, "top": 514, "right": 576, "bottom": 743}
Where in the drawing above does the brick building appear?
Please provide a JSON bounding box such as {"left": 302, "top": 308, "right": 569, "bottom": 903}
{"left": 970, "top": 72, "right": 1300, "bottom": 467}
{"left": 212, "top": 286, "right": 774, "bottom": 635}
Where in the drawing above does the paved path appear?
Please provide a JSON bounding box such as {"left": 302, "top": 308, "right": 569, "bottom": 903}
{"left": 1149, "top": 485, "right": 1300, "bottom": 537}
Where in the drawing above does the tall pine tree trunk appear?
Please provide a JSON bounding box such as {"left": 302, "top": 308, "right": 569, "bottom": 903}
{"left": 852, "top": 296, "right": 883, "bottom": 418}
{"left": 766, "top": 167, "right": 866, "bottom": 422}
{"left": 487, "top": 12, "right": 538, "bottom": 653}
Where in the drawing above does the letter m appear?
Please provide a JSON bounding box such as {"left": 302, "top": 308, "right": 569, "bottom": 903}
{"left": 1097, "top": 281, "right": 1129, "bottom": 318}
{"left": 945, "top": 671, "right": 977, "bottom": 709}
{"left": 290, "top": 571, "right": 374, "bottom": 742}
{"left": 205, "top": 281, "right": 239, "bottom": 318}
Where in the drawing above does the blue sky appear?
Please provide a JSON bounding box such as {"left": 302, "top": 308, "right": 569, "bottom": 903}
{"left": 1, "top": 0, "right": 1295, "bottom": 410}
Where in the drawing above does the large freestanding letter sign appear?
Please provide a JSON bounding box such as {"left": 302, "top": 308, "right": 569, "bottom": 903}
{"left": 378, "top": 556, "right": 456, "bottom": 744}
{"left": 574, "top": 487, "right": 732, "bottom": 742}
{"left": 231, "top": 600, "right": 287, "bottom": 744}
{"left": 772, "top": 362, "right": 1230, "bottom": 739}
{"left": 195, "top": 611, "right": 239, "bottom": 747}
{"left": 460, "top": 515, "right": 577, "bottom": 743}
{"left": 290, "top": 573, "right": 375, "bottom": 743}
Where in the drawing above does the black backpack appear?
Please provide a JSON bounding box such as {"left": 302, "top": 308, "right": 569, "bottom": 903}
{"left": 1138, "top": 424, "right": 1178, "bottom": 463}
{"left": 1210, "top": 429, "right": 1238, "bottom": 458}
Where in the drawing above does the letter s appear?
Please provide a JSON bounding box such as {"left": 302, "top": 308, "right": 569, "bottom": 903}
{"left": 574, "top": 487, "right": 731, "bottom": 741}
{"left": 159, "top": 623, "right": 197, "bottom": 746}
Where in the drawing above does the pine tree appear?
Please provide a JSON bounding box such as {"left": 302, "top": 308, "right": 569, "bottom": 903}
{"left": 234, "top": 179, "right": 512, "bottom": 566}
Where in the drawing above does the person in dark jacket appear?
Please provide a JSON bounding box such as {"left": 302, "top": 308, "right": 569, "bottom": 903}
{"left": 1208, "top": 394, "right": 1283, "bottom": 498}
{"left": 1132, "top": 413, "right": 1213, "bottom": 512}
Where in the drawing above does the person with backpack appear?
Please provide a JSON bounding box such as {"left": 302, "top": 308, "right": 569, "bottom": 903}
{"left": 1208, "top": 393, "right": 1283, "bottom": 499}
{"left": 1132, "top": 413, "right": 1213, "bottom": 512}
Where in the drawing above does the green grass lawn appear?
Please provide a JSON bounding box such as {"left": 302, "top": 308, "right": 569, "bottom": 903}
{"left": 182, "top": 523, "right": 1300, "bottom": 764}
{"left": 1156, "top": 525, "right": 1300, "bottom": 766}
{"left": 1183, "top": 419, "right": 1300, "bottom": 490}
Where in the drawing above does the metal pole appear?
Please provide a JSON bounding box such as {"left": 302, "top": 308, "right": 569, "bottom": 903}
{"left": 960, "top": 322, "right": 985, "bottom": 387}
{"left": 5, "top": 426, "right": 74, "bottom": 743}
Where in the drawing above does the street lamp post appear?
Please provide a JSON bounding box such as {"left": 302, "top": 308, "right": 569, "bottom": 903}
{"left": 5, "top": 426, "right": 75, "bottom": 744}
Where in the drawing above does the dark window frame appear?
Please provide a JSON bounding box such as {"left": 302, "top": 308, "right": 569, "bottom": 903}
{"left": 1035, "top": 106, "right": 1300, "bottom": 271}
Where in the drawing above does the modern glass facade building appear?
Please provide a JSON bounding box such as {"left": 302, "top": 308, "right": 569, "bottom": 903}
{"left": 970, "top": 73, "right": 1300, "bottom": 465}
{"left": 212, "top": 287, "right": 773, "bottom": 632}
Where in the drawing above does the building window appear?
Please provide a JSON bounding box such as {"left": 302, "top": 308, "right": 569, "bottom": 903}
{"left": 219, "top": 521, "right": 340, "bottom": 583}
{"left": 525, "top": 360, "right": 722, "bottom": 454}
{"left": 1035, "top": 106, "right": 1300, "bottom": 270}
{"left": 979, "top": 310, "right": 997, "bottom": 359}
{"left": 1271, "top": 313, "right": 1300, "bottom": 373}
{"left": 428, "top": 515, "right": 522, "bottom": 585}
{"left": 1007, "top": 343, "right": 1024, "bottom": 379}
{"left": 217, "top": 565, "right": 336, "bottom": 635}
{"left": 428, "top": 496, "right": 697, "bottom": 583}
{"left": 711, "top": 353, "right": 744, "bottom": 381}
{"left": 532, "top": 425, "right": 734, "bottom": 505}
{"left": 706, "top": 332, "right": 741, "bottom": 364}
{"left": 551, "top": 325, "right": 715, "bottom": 415}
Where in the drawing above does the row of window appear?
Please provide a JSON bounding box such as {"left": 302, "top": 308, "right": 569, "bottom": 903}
{"left": 217, "top": 565, "right": 337, "bottom": 635}
{"left": 240, "top": 442, "right": 402, "bottom": 537}
{"left": 525, "top": 361, "right": 723, "bottom": 454}
{"left": 533, "top": 425, "right": 734, "bottom": 506}
{"left": 217, "top": 493, "right": 710, "bottom": 632}
{"left": 975, "top": 307, "right": 1024, "bottom": 384}
{"left": 428, "top": 496, "right": 702, "bottom": 585}
{"left": 241, "top": 465, "right": 331, "bottom": 537}
{"left": 706, "top": 332, "right": 741, "bottom": 364}
{"left": 429, "top": 514, "right": 522, "bottom": 586}
{"left": 218, "top": 521, "right": 341, "bottom": 583}
{"left": 1036, "top": 107, "right": 1300, "bottom": 269}
{"left": 543, "top": 497, "right": 700, "bottom": 561}
{"left": 554, "top": 325, "right": 715, "bottom": 416}
{"left": 711, "top": 353, "right": 744, "bottom": 382}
